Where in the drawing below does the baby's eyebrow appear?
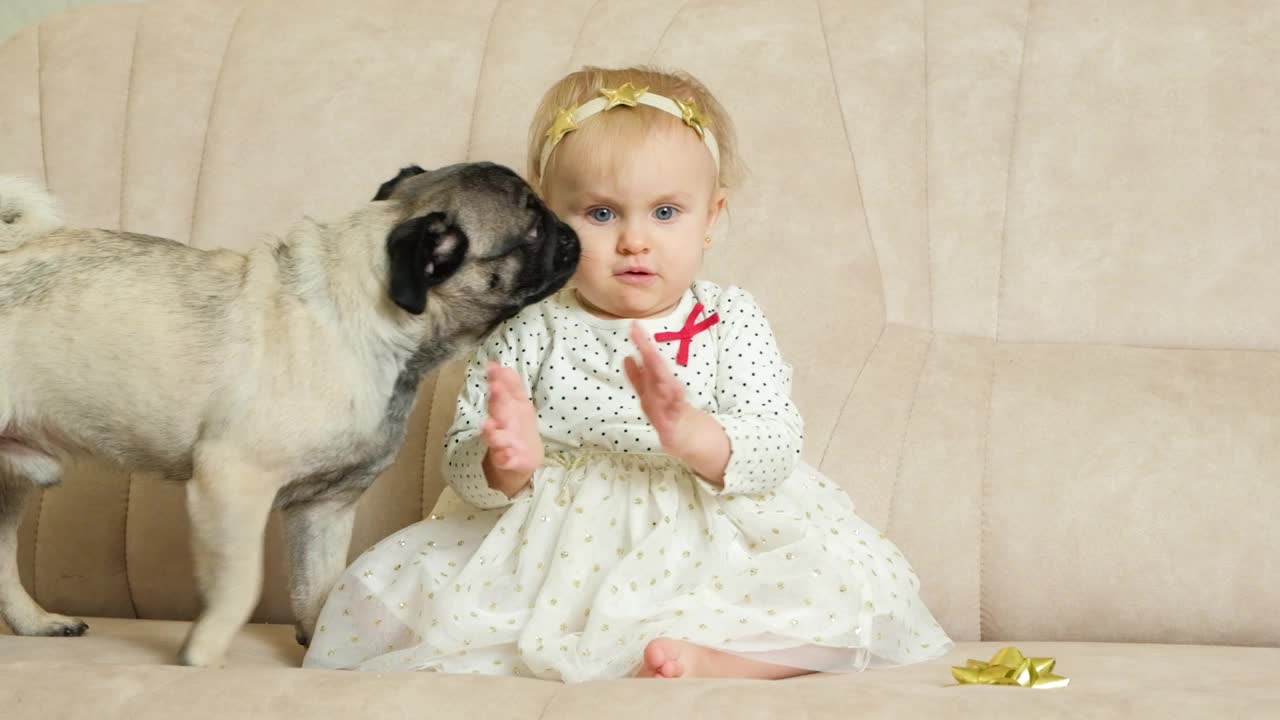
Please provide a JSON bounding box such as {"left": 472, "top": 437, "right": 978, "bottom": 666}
{"left": 566, "top": 190, "right": 696, "bottom": 208}
{"left": 652, "top": 192, "right": 693, "bottom": 205}
{"left": 575, "top": 192, "right": 619, "bottom": 206}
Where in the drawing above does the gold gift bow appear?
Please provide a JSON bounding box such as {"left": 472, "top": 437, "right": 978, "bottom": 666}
{"left": 951, "top": 646, "right": 1069, "bottom": 688}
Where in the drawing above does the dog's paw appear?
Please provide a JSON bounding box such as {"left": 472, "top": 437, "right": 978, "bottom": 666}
{"left": 177, "top": 643, "right": 212, "bottom": 667}
{"left": 178, "top": 633, "right": 231, "bottom": 668}
{"left": 35, "top": 614, "right": 89, "bottom": 637}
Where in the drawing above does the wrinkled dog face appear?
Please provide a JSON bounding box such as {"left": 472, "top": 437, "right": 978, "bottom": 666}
{"left": 378, "top": 163, "right": 580, "bottom": 332}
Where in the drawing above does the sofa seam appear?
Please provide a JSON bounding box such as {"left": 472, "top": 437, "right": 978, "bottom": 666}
{"left": 37, "top": 22, "right": 49, "bottom": 191}
{"left": 122, "top": 473, "right": 139, "bottom": 617}
{"left": 884, "top": 333, "right": 934, "bottom": 537}
{"left": 463, "top": 0, "right": 504, "bottom": 161}
{"left": 977, "top": 341, "right": 998, "bottom": 640}
{"left": 533, "top": 681, "right": 560, "bottom": 720}
{"left": 906, "top": 327, "right": 1279, "bottom": 355}
{"left": 30, "top": 490, "right": 44, "bottom": 604}
{"left": 814, "top": 0, "right": 889, "bottom": 329}
{"left": 648, "top": 0, "right": 692, "bottom": 63}
{"left": 32, "top": 21, "right": 47, "bottom": 603}
{"left": 817, "top": 325, "right": 885, "bottom": 469}
{"left": 814, "top": 0, "right": 891, "bottom": 473}
{"left": 923, "top": 0, "right": 934, "bottom": 332}
{"left": 117, "top": 4, "right": 142, "bottom": 231}
{"left": 119, "top": 5, "right": 144, "bottom": 621}
{"left": 186, "top": 3, "right": 247, "bottom": 247}
{"left": 418, "top": 378, "right": 436, "bottom": 519}
{"left": 566, "top": 0, "right": 603, "bottom": 69}
{"left": 987, "top": 0, "right": 1031, "bottom": 629}
{"left": 995, "top": 0, "right": 1034, "bottom": 342}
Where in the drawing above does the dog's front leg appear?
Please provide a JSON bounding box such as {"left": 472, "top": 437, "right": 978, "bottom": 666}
{"left": 283, "top": 497, "right": 358, "bottom": 648}
{"left": 178, "top": 450, "right": 279, "bottom": 667}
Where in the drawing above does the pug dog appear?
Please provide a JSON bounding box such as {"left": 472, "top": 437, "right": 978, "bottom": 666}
{"left": 0, "top": 162, "right": 579, "bottom": 666}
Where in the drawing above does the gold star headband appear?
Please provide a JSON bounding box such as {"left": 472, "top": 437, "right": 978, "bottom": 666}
{"left": 539, "top": 82, "right": 721, "bottom": 180}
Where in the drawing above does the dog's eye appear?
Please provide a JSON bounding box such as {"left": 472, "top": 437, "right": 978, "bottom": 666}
{"left": 488, "top": 272, "right": 501, "bottom": 290}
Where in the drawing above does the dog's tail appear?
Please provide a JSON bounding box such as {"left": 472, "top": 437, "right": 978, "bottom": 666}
{"left": 0, "top": 175, "right": 64, "bottom": 251}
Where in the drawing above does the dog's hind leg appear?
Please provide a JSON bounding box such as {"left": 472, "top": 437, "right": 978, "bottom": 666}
{"left": 177, "top": 448, "right": 279, "bottom": 667}
{"left": 0, "top": 451, "right": 89, "bottom": 636}
{"left": 282, "top": 496, "right": 358, "bottom": 647}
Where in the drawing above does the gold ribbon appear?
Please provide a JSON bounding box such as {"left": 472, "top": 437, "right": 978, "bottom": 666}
{"left": 951, "top": 646, "right": 1069, "bottom": 689}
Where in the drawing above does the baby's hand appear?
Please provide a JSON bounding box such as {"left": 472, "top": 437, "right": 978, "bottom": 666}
{"left": 625, "top": 322, "right": 697, "bottom": 457}
{"left": 481, "top": 362, "right": 543, "bottom": 495}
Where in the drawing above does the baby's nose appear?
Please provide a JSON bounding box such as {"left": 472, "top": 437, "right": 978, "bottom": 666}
{"left": 617, "top": 224, "right": 649, "bottom": 253}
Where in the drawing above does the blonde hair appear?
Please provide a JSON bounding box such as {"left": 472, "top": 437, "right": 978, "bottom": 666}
{"left": 526, "top": 66, "right": 742, "bottom": 195}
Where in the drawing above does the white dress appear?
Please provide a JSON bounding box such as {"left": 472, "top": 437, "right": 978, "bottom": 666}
{"left": 303, "top": 282, "right": 953, "bottom": 681}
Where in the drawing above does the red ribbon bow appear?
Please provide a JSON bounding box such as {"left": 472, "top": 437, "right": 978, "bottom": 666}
{"left": 654, "top": 302, "right": 719, "bottom": 366}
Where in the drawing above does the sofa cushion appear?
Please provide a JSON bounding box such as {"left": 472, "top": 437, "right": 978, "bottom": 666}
{"left": 821, "top": 327, "right": 1280, "bottom": 645}
{"left": 2, "top": 621, "right": 1277, "bottom": 719}
{"left": 0, "top": 617, "right": 302, "bottom": 668}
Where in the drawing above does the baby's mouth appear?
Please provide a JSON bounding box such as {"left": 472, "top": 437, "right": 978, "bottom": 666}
{"left": 614, "top": 267, "right": 658, "bottom": 285}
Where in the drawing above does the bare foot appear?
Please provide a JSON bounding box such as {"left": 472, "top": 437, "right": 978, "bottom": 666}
{"left": 635, "top": 638, "right": 813, "bottom": 680}
{"left": 637, "top": 638, "right": 693, "bottom": 678}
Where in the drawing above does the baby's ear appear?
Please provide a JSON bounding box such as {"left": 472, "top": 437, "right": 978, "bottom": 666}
{"left": 707, "top": 187, "right": 728, "bottom": 228}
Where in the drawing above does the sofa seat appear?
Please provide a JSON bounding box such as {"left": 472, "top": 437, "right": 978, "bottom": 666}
{"left": 3, "top": 620, "right": 1278, "bottom": 718}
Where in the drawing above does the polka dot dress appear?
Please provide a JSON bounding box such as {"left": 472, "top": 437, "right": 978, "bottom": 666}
{"left": 303, "top": 282, "right": 952, "bottom": 681}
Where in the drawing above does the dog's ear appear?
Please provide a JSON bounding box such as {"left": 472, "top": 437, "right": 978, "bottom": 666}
{"left": 386, "top": 212, "right": 469, "bottom": 315}
{"left": 373, "top": 165, "right": 427, "bottom": 201}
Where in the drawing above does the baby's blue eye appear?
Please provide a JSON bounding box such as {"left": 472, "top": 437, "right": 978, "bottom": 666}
{"left": 654, "top": 205, "right": 678, "bottom": 221}
{"left": 589, "top": 207, "right": 614, "bottom": 223}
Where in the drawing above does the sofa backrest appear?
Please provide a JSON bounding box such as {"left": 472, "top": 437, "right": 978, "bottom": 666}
{"left": 2, "top": 0, "right": 1275, "bottom": 647}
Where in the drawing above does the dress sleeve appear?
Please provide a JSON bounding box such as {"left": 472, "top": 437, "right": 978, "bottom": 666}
{"left": 442, "top": 310, "right": 544, "bottom": 510}
{"left": 707, "top": 287, "right": 805, "bottom": 496}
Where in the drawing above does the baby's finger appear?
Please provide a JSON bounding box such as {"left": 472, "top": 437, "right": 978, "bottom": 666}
{"left": 634, "top": 325, "right": 677, "bottom": 382}
{"left": 489, "top": 380, "right": 512, "bottom": 412}
{"left": 493, "top": 365, "right": 527, "bottom": 399}
{"left": 629, "top": 322, "right": 648, "bottom": 352}
{"left": 630, "top": 322, "right": 659, "bottom": 362}
{"left": 490, "top": 448, "right": 514, "bottom": 469}
{"left": 659, "top": 376, "right": 684, "bottom": 403}
{"left": 489, "top": 363, "right": 509, "bottom": 387}
{"left": 487, "top": 427, "right": 519, "bottom": 450}
{"left": 626, "top": 356, "right": 660, "bottom": 403}
{"left": 629, "top": 325, "right": 662, "bottom": 372}
{"left": 485, "top": 361, "right": 506, "bottom": 389}
{"left": 488, "top": 371, "right": 509, "bottom": 403}
{"left": 623, "top": 355, "right": 645, "bottom": 392}
{"left": 497, "top": 443, "right": 532, "bottom": 470}
{"left": 492, "top": 375, "right": 526, "bottom": 417}
{"left": 487, "top": 394, "right": 510, "bottom": 429}
{"left": 650, "top": 348, "right": 681, "bottom": 388}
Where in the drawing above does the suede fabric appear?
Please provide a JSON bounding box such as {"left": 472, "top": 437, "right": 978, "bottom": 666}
{"left": 1, "top": 0, "right": 1276, "bottom": 715}
{"left": 2, "top": 620, "right": 1278, "bottom": 718}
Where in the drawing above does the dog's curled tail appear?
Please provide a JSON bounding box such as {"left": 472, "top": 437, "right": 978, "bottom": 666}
{"left": 0, "top": 175, "right": 64, "bottom": 251}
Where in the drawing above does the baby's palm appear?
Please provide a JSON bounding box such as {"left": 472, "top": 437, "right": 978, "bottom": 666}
{"left": 482, "top": 363, "right": 543, "bottom": 473}
{"left": 625, "top": 323, "right": 692, "bottom": 454}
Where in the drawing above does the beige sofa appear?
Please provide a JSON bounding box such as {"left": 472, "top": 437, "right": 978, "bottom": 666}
{"left": 1, "top": 0, "right": 1277, "bottom": 716}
